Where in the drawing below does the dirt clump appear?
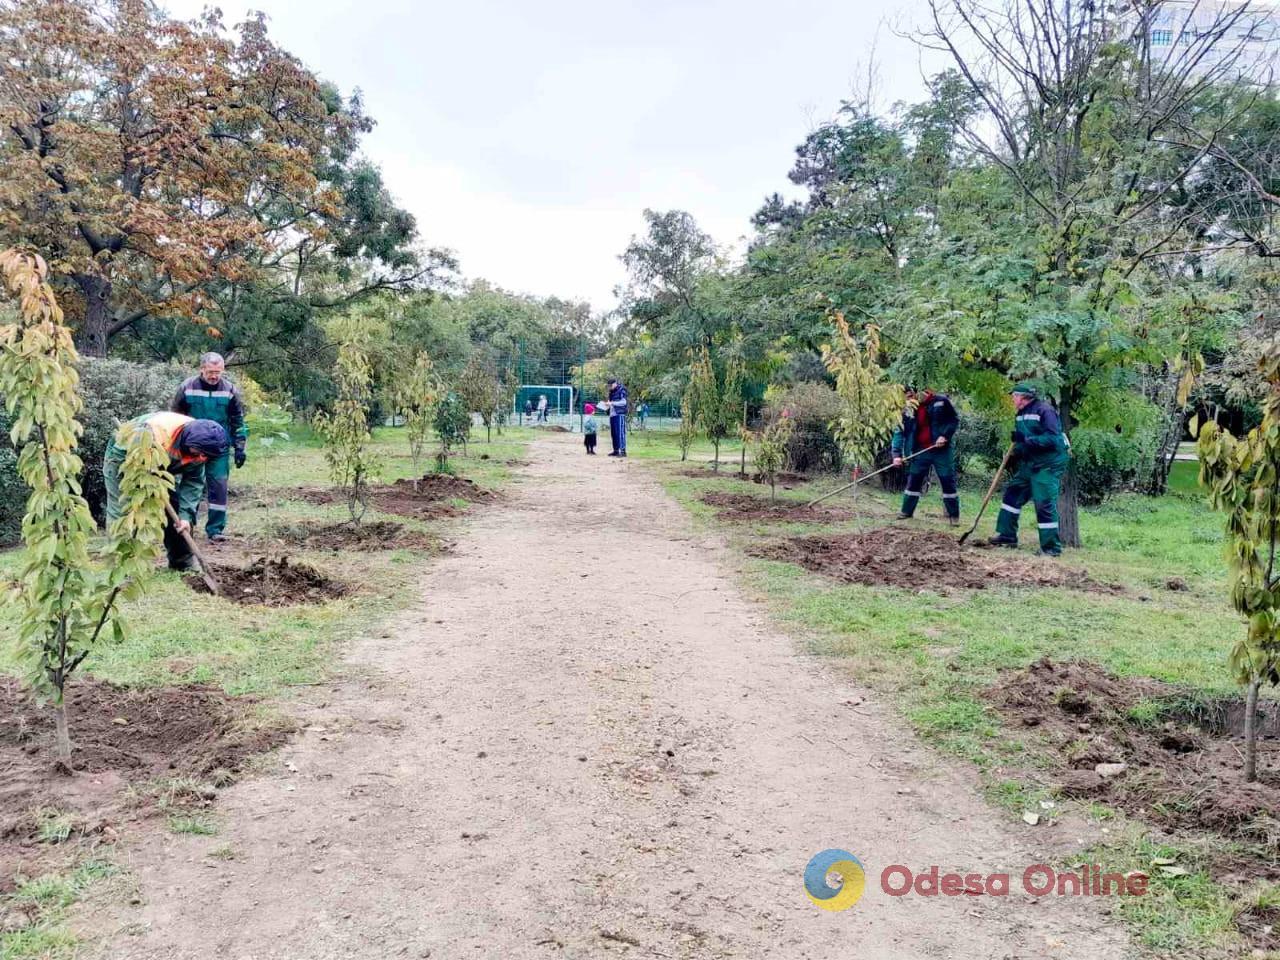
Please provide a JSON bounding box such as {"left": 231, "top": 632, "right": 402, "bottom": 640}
{"left": 189, "top": 556, "right": 347, "bottom": 606}
{"left": 0, "top": 678, "right": 287, "bottom": 888}
{"left": 271, "top": 520, "right": 440, "bottom": 553}
{"left": 699, "top": 491, "right": 850, "bottom": 523}
{"left": 750, "top": 526, "right": 1119, "bottom": 593}
{"left": 990, "top": 657, "right": 1280, "bottom": 842}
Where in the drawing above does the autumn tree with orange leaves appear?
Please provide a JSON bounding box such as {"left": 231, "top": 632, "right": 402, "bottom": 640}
{"left": 0, "top": 0, "right": 427, "bottom": 357}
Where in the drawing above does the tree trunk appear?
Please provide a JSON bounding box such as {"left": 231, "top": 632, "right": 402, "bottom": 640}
{"left": 712, "top": 439, "right": 720, "bottom": 472}
{"left": 739, "top": 444, "right": 746, "bottom": 479}
{"left": 1058, "top": 397, "right": 1082, "bottom": 548}
{"left": 486, "top": 422, "right": 492, "bottom": 443}
{"left": 74, "top": 274, "right": 113, "bottom": 358}
{"left": 769, "top": 478, "right": 776, "bottom": 502}
{"left": 1244, "top": 678, "right": 1261, "bottom": 782}
{"left": 54, "top": 697, "right": 72, "bottom": 765}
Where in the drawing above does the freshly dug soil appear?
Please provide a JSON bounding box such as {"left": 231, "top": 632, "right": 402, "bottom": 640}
{"left": 699, "top": 491, "right": 851, "bottom": 523}
{"left": 991, "top": 658, "right": 1280, "bottom": 843}
{"left": 750, "top": 526, "right": 1120, "bottom": 593}
{"left": 271, "top": 520, "right": 440, "bottom": 553}
{"left": 750, "top": 471, "right": 812, "bottom": 488}
{"left": 189, "top": 556, "right": 347, "bottom": 606}
{"left": 0, "top": 678, "right": 287, "bottom": 890}
{"left": 375, "top": 476, "right": 497, "bottom": 520}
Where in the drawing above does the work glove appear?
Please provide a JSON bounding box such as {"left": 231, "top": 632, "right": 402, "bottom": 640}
{"left": 234, "top": 448, "right": 246, "bottom": 469}
{"left": 1010, "top": 431, "right": 1021, "bottom": 444}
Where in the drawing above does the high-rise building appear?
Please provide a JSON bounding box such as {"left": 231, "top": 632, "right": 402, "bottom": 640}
{"left": 1127, "top": 0, "right": 1280, "bottom": 77}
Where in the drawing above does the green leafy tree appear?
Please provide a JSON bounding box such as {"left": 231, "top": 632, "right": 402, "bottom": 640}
{"left": 394, "top": 350, "right": 439, "bottom": 486}
{"left": 755, "top": 413, "right": 795, "bottom": 501}
{"left": 315, "top": 340, "right": 380, "bottom": 523}
{"left": 822, "top": 310, "right": 902, "bottom": 470}
{"left": 1197, "top": 339, "right": 1280, "bottom": 782}
{"left": 0, "top": 251, "right": 169, "bottom": 763}
{"left": 433, "top": 391, "right": 472, "bottom": 472}
{"left": 687, "top": 343, "right": 743, "bottom": 472}
{"left": 457, "top": 353, "right": 506, "bottom": 442}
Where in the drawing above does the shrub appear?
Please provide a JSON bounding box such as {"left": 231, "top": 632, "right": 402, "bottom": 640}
{"left": 0, "top": 357, "right": 183, "bottom": 543}
{"left": 1070, "top": 427, "right": 1158, "bottom": 505}
{"left": 764, "top": 382, "right": 843, "bottom": 474}
{"left": 951, "top": 408, "right": 1007, "bottom": 481}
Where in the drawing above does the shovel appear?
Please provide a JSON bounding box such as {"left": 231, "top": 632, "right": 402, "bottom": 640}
{"left": 164, "top": 502, "right": 221, "bottom": 595}
{"left": 957, "top": 445, "right": 1015, "bottom": 546}
{"left": 805, "top": 442, "right": 944, "bottom": 509}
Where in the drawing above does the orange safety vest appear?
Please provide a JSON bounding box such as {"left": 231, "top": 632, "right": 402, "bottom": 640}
{"left": 135, "top": 412, "right": 206, "bottom": 467}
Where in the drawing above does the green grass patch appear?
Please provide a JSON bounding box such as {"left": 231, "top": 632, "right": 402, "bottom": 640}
{"left": 2, "top": 860, "right": 118, "bottom": 960}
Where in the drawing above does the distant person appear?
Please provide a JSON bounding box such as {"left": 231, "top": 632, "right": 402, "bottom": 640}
{"left": 103, "top": 412, "right": 228, "bottom": 570}
{"left": 171, "top": 352, "right": 247, "bottom": 542}
{"left": 892, "top": 385, "right": 960, "bottom": 526}
{"left": 990, "top": 382, "right": 1070, "bottom": 557}
{"left": 605, "top": 377, "right": 628, "bottom": 457}
{"left": 583, "top": 403, "right": 598, "bottom": 455}
{"left": 637, "top": 401, "right": 649, "bottom": 429}
{"left": 537, "top": 394, "right": 548, "bottom": 423}
{"left": 524, "top": 398, "right": 534, "bottom": 422}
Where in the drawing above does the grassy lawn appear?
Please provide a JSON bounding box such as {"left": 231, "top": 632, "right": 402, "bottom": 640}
{"left": 0, "top": 422, "right": 528, "bottom": 960}
{"left": 640, "top": 427, "right": 1275, "bottom": 958}
{"left": 0, "top": 424, "right": 529, "bottom": 694}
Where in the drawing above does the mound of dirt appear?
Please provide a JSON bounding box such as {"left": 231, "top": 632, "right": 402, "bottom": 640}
{"left": 991, "top": 658, "right": 1280, "bottom": 842}
{"left": 292, "top": 475, "right": 497, "bottom": 520}
{"left": 190, "top": 556, "right": 347, "bottom": 606}
{"left": 699, "top": 491, "right": 851, "bottom": 523}
{"left": 750, "top": 471, "right": 812, "bottom": 488}
{"left": 750, "top": 526, "right": 1119, "bottom": 593}
{"left": 0, "top": 678, "right": 287, "bottom": 888}
{"left": 271, "top": 520, "right": 440, "bottom": 553}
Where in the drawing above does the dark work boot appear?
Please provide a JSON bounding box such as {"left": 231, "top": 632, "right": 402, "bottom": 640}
{"left": 988, "top": 535, "right": 1018, "bottom": 548}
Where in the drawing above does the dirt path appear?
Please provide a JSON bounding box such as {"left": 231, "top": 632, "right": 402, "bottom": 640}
{"left": 90, "top": 436, "right": 1128, "bottom": 959}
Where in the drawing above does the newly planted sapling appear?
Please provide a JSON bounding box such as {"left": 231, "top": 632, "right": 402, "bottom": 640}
{"left": 433, "top": 391, "right": 472, "bottom": 472}
{"left": 0, "top": 251, "right": 169, "bottom": 763}
{"left": 678, "top": 387, "right": 696, "bottom": 462}
{"left": 822, "top": 309, "right": 903, "bottom": 473}
{"left": 687, "top": 342, "right": 743, "bottom": 472}
{"left": 315, "top": 340, "right": 380, "bottom": 523}
{"left": 1198, "top": 338, "right": 1280, "bottom": 782}
{"left": 755, "top": 412, "right": 795, "bottom": 502}
{"left": 395, "top": 350, "right": 439, "bottom": 488}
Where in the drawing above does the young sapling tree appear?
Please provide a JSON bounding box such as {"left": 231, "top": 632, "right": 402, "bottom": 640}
{"left": 0, "top": 251, "right": 169, "bottom": 764}
{"left": 315, "top": 339, "right": 380, "bottom": 523}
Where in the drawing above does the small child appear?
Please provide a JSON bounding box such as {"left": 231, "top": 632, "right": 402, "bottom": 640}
{"left": 583, "top": 403, "right": 598, "bottom": 454}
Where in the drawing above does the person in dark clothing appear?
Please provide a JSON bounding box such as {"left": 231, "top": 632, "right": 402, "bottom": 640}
{"left": 990, "top": 382, "right": 1071, "bottom": 556}
{"left": 891, "top": 387, "right": 961, "bottom": 524}
{"left": 171, "top": 352, "right": 247, "bottom": 541}
{"left": 605, "top": 378, "right": 628, "bottom": 456}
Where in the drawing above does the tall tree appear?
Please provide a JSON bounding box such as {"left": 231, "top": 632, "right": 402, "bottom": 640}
{"left": 0, "top": 0, "right": 428, "bottom": 356}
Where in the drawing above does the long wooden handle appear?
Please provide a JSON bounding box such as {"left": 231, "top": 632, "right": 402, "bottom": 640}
{"left": 958, "top": 446, "right": 1015, "bottom": 545}
{"left": 164, "top": 503, "right": 220, "bottom": 595}
{"left": 805, "top": 442, "right": 942, "bottom": 509}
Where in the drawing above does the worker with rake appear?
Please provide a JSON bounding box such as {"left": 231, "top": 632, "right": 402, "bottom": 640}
{"left": 989, "top": 382, "right": 1070, "bottom": 557}
{"left": 892, "top": 385, "right": 961, "bottom": 525}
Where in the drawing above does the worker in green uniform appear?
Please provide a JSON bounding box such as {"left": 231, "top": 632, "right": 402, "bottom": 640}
{"left": 172, "top": 352, "right": 247, "bottom": 541}
{"left": 103, "top": 412, "right": 229, "bottom": 570}
{"left": 990, "top": 382, "right": 1070, "bottom": 556}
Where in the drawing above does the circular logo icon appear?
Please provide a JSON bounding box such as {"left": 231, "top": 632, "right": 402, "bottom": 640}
{"left": 804, "top": 849, "right": 866, "bottom": 912}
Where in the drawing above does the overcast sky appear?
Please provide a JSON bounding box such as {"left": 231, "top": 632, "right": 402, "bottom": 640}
{"left": 166, "top": 0, "right": 939, "bottom": 310}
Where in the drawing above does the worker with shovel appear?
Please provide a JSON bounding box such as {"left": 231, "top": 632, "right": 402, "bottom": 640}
{"left": 990, "top": 382, "right": 1069, "bottom": 556}
{"left": 103, "top": 412, "right": 229, "bottom": 571}
{"left": 892, "top": 386, "right": 961, "bottom": 526}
